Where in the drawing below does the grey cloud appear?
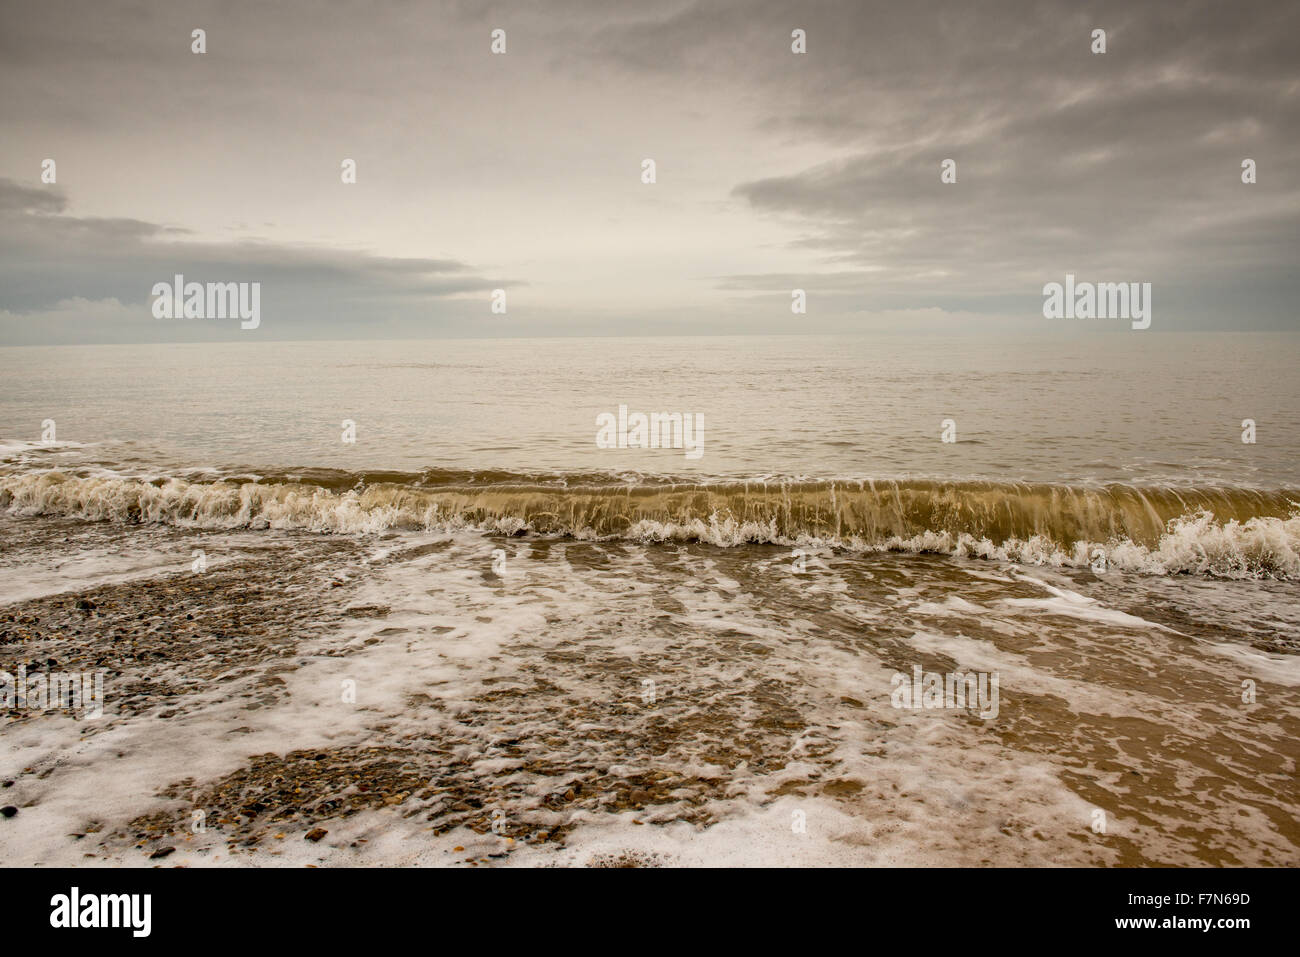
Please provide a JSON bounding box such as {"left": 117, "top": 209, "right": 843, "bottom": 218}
{"left": 0, "top": 178, "right": 505, "bottom": 342}
{"left": 0, "top": 0, "right": 1295, "bottom": 338}
{"left": 0, "top": 180, "right": 67, "bottom": 214}
{"left": 697, "top": 0, "right": 1300, "bottom": 324}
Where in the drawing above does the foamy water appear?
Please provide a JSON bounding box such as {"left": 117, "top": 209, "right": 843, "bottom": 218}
{"left": 1, "top": 517, "right": 1296, "bottom": 866}
{"left": 1, "top": 468, "right": 1298, "bottom": 578}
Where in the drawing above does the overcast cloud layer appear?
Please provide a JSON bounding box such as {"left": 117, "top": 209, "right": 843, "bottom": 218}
{"left": 1, "top": 0, "right": 1296, "bottom": 344}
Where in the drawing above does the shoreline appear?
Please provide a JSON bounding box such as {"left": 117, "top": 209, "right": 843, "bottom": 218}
{"left": 1, "top": 514, "right": 1298, "bottom": 867}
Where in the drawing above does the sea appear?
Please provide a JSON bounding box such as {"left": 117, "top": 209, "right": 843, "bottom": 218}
{"left": 0, "top": 332, "right": 1297, "bottom": 866}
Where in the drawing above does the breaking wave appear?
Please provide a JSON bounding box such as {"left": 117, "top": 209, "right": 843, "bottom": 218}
{"left": 2, "top": 468, "right": 1298, "bottom": 579}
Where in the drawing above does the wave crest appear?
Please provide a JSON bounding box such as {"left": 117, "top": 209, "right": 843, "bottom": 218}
{"left": 2, "top": 470, "right": 1297, "bottom": 578}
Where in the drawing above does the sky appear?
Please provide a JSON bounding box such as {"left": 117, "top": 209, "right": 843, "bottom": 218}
{"left": 0, "top": 0, "right": 1297, "bottom": 344}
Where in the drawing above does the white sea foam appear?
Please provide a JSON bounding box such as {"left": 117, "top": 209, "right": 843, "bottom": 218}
{"left": 3, "top": 469, "right": 1297, "bottom": 579}
{"left": 2, "top": 521, "right": 1297, "bottom": 868}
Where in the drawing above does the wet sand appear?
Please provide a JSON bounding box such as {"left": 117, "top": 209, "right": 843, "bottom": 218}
{"left": 1, "top": 514, "right": 1297, "bottom": 867}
